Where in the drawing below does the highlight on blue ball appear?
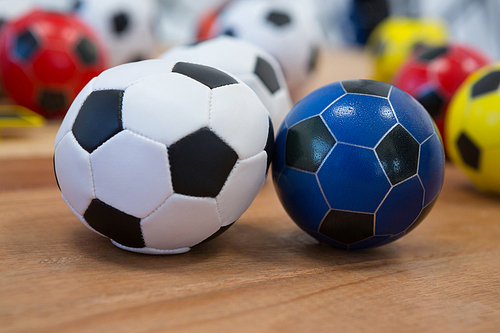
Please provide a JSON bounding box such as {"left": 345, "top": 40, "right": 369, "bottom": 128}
{"left": 272, "top": 79, "right": 445, "bottom": 250}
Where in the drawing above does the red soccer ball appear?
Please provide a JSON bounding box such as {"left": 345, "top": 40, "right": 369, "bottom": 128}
{"left": 0, "top": 9, "right": 108, "bottom": 118}
{"left": 196, "top": 0, "right": 232, "bottom": 42}
{"left": 392, "top": 44, "right": 490, "bottom": 150}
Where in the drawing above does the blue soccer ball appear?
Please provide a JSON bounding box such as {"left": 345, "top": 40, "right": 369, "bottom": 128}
{"left": 273, "top": 79, "right": 445, "bottom": 250}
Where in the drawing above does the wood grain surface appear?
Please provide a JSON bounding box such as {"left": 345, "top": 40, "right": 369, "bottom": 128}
{"left": 1, "top": 49, "right": 499, "bottom": 333}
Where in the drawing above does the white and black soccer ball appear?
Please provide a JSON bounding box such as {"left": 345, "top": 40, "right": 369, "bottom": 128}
{"left": 160, "top": 36, "right": 293, "bottom": 131}
{"left": 54, "top": 59, "right": 274, "bottom": 254}
{"left": 211, "top": 0, "right": 323, "bottom": 92}
{"left": 73, "top": 0, "right": 158, "bottom": 66}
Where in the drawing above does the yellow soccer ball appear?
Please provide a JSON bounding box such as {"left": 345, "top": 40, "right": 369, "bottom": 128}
{"left": 367, "top": 16, "right": 448, "bottom": 83}
{"left": 446, "top": 62, "right": 500, "bottom": 194}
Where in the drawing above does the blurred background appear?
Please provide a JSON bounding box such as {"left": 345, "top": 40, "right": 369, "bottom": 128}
{"left": 1, "top": 0, "right": 499, "bottom": 59}
{"left": 1, "top": 0, "right": 499, "bottom": 128}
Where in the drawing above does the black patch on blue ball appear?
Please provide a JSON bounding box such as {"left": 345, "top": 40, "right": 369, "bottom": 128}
{"left": 320, "top": 210, "right": 375, "bottom": 245}
{"left": 285, "top": 116, "right": 335, "bottom": 173}
{"left": 405, "top": 196, "right": 438, "bottom": 234}
{"left": 376, "top": 124, "right": 419, "bottom": 185}
{"left": 341, "top": 79, "right": 391, "bottom": 98}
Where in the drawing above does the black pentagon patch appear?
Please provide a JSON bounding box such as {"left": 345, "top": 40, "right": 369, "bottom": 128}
{"left": 471, "top": 70, "right": 500, "bottom": 98}
{"left": 75, "top": 37, "right": 98, "bottom": 65}
{"left": 406, "top": 196, "right": 438, "bottom": 234}
{"left": 376, "top": 124, "right": 419, "bottom": 185}
{"left": 341, "top": 79, "right": 391, "bottom": 98}
{"left": 417, "top": 46, "right": 449, "bottom": 62}
{"left": 308, "top": 46, "right": 319, "bottom": 73}
{"left": 285, "top": 116, "right": 335, "bottom": 172}
{"left": 113, "top": 12, "right": 129, "bottom": 35}
{"left": 72, "top": 90, "right": 124, "bottom": 153}
{"left": 222, "top": 28, "right": 236, "bottom": 37}
{"left": 196, "top": 222, "right": 235, "bottom": 246}
{"left": 14, "top": 29, "right": 39, "bottom": 60}
{"left": 84, "top": 198, "right": 145, "bottom": 248}
{"left": 264, "top": 118, "right": 274, "bottom": 171}
{"left": 457, "top": 132, "right": 480, "bottom": 170}
{"left": 172, "top": 61, "right": 238, "bottom": 89}
{"left": 417, "top": 89, "right": 444, "bottom": 119}
{"left": 39, "top": 90, "right": 67, "bottom": 112}
{"left": 254, "top": 57, "right": 280, "bottom": 94}
{"left": 319, "top": 210, "right": 374, "bottom": 244}
{"left": 267, "top": 11, "right": 291, "bottom": 27}
{"left": 168, "top": 127, "right": 238, "bottom": 198}
{"left": 72, "top": 0, "right": 82, "bottom": 11}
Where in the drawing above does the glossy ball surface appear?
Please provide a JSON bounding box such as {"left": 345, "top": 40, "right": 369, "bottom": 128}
{"left": 0, "top": 9, "right": 108, "bottom": 118}
{"left": 273, "top": 79, "right": 445, "bottom": 250}
{"left": 393, "top": 44, "right": 490, "bottom": 149}
{"left": 446, "top": 62, "right": 500, "bottom": 194}
{"left": 367, "top": 17, "right": 448, "bottom": 83}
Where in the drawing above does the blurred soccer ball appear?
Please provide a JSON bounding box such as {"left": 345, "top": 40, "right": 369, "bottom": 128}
{"left": 160, "top": 36, "right": 292, "bottom": 130}
{"left": 73, "top": 0, "right": 158, "bottom": 66}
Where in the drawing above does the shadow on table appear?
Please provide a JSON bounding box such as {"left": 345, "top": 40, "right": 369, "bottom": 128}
{"left": 70, "top": 217, "right": 435, "bottom": 272}
{"left": 203, "top": 222, "right": 411, "bottom": 271}
{"left": 70, "top": 226, "right": 230, "bottom": 271}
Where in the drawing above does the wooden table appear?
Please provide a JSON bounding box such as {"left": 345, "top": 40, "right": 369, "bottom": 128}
{"left": 1, "top": 49, "right": 499, "bottom": 332}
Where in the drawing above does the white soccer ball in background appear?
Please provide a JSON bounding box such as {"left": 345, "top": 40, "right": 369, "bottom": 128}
{"left": 0, "top": 0, "right": 35, "bottom": 27}
{"left": 160, "top": 36, "right": 293, "bottom": 131}
{"left": 210, "top": 0, "right": 324, "bottom": 92}
{"left": 54, "top": 59, "right": 274, "bottom": 254}
{"left": 73, "top": 0, "right": 159, "bottom": 66}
